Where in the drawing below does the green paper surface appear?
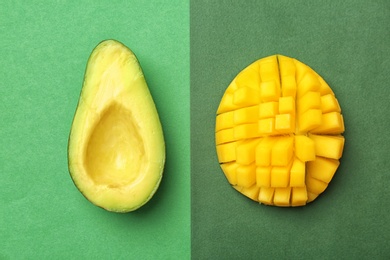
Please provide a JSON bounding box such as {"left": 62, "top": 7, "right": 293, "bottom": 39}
{"left": 2, "top": 0, "right": 390, "bottom": 258}
{"left": 191, "top": 0, "right": 390, "bottom": 259}
{"left": 0, "top": 1, "right": 189, "bottom": 259}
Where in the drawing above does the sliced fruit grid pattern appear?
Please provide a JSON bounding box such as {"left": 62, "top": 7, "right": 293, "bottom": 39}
{"left": 215, "top": 55, "right": 345, "bottom": 206}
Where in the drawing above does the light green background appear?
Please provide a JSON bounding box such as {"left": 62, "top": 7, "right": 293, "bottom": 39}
{"left": 191, "top": 0, "right": 390, "bottom": 259}
{"left": 0, "top": 1, "right": 189, "bottom": 259}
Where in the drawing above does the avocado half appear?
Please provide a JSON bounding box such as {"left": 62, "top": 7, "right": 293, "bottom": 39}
{"left": 68, "top": 40, "right": 165, "bottom": 213}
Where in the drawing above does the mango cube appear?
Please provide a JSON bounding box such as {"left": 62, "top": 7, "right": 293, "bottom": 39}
{"left": 216, "top": 111, "right": 234, "bottom": 131}
{"left": 256, "top": 166, "right": 271, "bottom": 187}
{"left": 271, "top": 137, "right": 293, "bottom": 166}
{"left": 234, "top": 123, "right": 260, "bottom": 140}
{"left": 278, "top": 96, "right": 295, "bottom": 113}
{"left": 216, "top": 142, "right": 237, "bottom": 163}
{"left": 216, "top": 128, "right": 235, "bottom": 145}
{"left": 234, "top": 105, "right": 259, "bottom": 125}
{"left": 281, "top": 75, "right": 296, "bottom": 98}
{"left": 236, "top": 164, "right": 256, "bottom": 188}
{"left": 235, "top": 64, "right": 260, "bottom": 89}
{"left": 309, "top": 134, "right": 345, "bottom": 159}
{"left": 279, "top": 56, "right": 296, "bottom": 76}
{"left": 306, "top": 174, "right": 328, "bottom": 194}
{"left": 260, "top": 80, "right": 279, "bottom": 102}
{"left": 217, "top": 91, "right": 240, "bottom": 114}
{"left": 233, "top": 86, "right": 261, "bottom": 107}
{"left": 275, "top": 113, "right": 294, "bottom": 133}
{"left": 290, "top": 158, "right": 306, "bottom": 187}
{"left": 297, "top": 72, "right": 320, "bottom": 98}
{"left": 293, "top": 58, "right": 309, "bottom": 83}
{"left": 299, "top": 109, "right": 322, "bottom": 132}
{"left": 255, "top": 137, "right": 277, "bottom": 166}
{"left": 271, "top": 163, "right": 291, "bottom": 188}
{"left": 318, "top": 77, "right": 334, "bottom": 96}
{"left": 236, "top": 139, "right": 260, "bottom": 165}
{"left": 258, "top": 118, "right": 275, "bottom": 135}
{"left": 321, "top": 94, "right": 341, "bottom": 113}
{"left": 311, "top": 112, "right": 344, "bottom": 134}
{"left": 273, "top": 187, "right": 291, "bottom": 206}
{"left": 291, "top": 187, "right": 308, "bottom": 206}
{"left": 220, "top": 162, "right": 239, "bottom": 185}
{"left": 240, "top": 185, "right": 260, "bottom": 201}
{"left": 307, "top": 156, "right": 340, "bottom": 184}
{"left": 259, "top": 102, "right": 278, "bottom": 119}
{"left": 258, "top": 187, "right": 275, "bottom": 205}
{"left": 259, "top": 57, "right": 279, "bottom": 82}
{"left": 297, "top": 91, "right": 321, "bottom": 113}
{"left": 294, "top": 135, "right": 316, "bottom": 162}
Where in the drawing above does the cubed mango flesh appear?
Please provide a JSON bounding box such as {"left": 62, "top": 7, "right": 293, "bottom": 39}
{"left": 273, "top": 187, "right": 292, "bottom": 207}
{"left": 236, "top": 164, "right": 256, "bottom": 188}
{"left": 258, "top": 187, "right": 275, "bottom": 205}
{"left": 290, "top": 158, "right": 306, "bottom": 187}
{"left": 216, "top": 55, "right": 345, "bottom": 207}
{"left": 294, "top": 135, "right": 315, "bottom": 162}
{"left": 256, "top": 166, "right": 271, "bottom": 187}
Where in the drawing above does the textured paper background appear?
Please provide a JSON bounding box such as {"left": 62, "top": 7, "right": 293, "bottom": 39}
{"left": 191, "top": 0, "right": 390, "bottom": 259}
{"left": 0, "top": 1, "right": 189, "bottom": 259}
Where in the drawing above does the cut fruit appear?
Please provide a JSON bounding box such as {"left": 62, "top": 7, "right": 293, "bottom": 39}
{"left": 216, "top": 54, "right": 345, "bottom": 207}
{"left": 68, "top": 40, "right": 165, "bottom": 213}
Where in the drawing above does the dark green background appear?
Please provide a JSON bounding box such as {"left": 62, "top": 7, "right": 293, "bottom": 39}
{"left": 0, "top": 1, "right": 189, "bottom": 259}
{"left": 191, "top": 0, "right": 390, "bottom": 259}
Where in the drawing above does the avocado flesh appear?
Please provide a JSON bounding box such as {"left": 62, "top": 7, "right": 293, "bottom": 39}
{"left": 68, "top": 40, "right": 165, "bottom": 212}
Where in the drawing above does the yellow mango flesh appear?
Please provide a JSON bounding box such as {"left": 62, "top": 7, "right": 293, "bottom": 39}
{"left": 68, "top": 40, "right": 165, "bottom": 212}
{"left": 215, "top": 55, "right": 345, "bottom": 207}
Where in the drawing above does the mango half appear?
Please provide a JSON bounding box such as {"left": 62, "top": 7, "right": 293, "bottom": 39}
{"left": 68, "top": 40, "right": 165, "bottom": 212}
{"left": 215, "top": 55, "right": 345, "bottom": 207}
